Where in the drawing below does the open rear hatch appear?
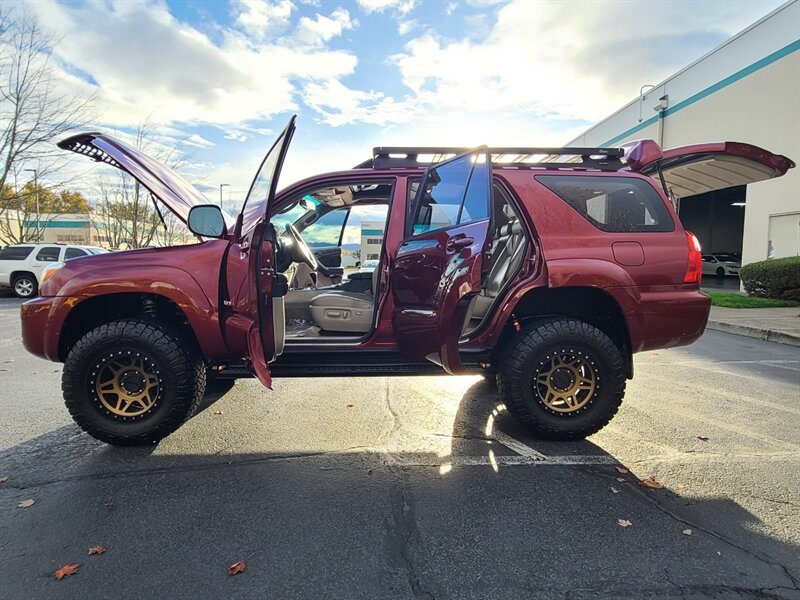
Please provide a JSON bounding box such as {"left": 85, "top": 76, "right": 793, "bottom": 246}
{"left": 638, "top": 141, "right": 795, "bottom": 198}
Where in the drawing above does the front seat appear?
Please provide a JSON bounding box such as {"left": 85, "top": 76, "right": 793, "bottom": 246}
{"left": 309, "top": 267, "right": 379, "bottom": 333}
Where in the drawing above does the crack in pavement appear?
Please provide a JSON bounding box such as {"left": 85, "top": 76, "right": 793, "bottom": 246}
{"left": 623, "top": 475, "right": 800, "bottom": 591}
{"left": 386, "top": 466, "right": 437, "bottom": 600}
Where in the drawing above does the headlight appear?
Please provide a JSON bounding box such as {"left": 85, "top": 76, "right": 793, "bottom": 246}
{"left": 41, "top": 262, "right": 64, "bottom": 284}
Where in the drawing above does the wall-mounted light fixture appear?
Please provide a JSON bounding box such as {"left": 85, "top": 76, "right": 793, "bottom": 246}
{"left": 638, "top": 84, "right": 655, "bottom": 122}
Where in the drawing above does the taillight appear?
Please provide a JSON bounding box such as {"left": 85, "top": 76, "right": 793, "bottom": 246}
{"left": 684, "top": 231, "right": 702, "bottom": 283}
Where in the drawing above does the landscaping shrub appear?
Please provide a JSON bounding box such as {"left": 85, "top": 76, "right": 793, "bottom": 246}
{"left": 739, "top": 256, "right": 800, "bottom": 301}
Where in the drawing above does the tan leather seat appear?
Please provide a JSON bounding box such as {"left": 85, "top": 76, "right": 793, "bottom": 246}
{"left": 309, "top": 268, "right": 379, "bottom": 333}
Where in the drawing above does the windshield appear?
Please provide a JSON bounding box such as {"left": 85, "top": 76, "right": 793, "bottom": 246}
{"left": 240, "top": 116, "right": 296, "bottom": 234}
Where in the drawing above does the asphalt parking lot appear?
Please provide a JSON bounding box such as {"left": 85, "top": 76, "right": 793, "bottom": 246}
{"left": 1, "top": 296, "right": 799, "bottom": 599}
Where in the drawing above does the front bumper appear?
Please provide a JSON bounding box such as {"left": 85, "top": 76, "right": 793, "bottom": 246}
{"left": 21, "top": 296, "right": 81, "bottom": 362}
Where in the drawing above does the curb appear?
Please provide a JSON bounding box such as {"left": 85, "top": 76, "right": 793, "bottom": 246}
{"left": 706, "top": 320, "right": 800, "bottom": 347}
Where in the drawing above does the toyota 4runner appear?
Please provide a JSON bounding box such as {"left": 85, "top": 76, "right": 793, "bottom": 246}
{"left": 20, "top": 116, "right": 795, "bottom": 445}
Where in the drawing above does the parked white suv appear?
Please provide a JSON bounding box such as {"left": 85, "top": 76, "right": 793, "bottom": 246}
{"left": 0, "top": 243, "right": 108, "bottom": 298}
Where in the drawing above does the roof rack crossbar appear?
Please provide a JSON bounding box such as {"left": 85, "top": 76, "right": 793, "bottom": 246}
{"left": 358, "top": 146, "right": 626, "bottom": 171}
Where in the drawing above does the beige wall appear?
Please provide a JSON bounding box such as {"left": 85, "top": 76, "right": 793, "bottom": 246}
{"left": 659, "top": 53, "right": 800, "bottom": 265}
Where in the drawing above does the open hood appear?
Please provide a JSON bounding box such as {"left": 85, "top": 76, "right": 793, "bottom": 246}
{"left": 638, "top": 141, "right": 795, "bottom": 199}
{"left": 58, "top": 133, "right": 222, "bottom": 226}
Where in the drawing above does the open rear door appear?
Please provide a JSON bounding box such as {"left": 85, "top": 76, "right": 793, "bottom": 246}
{"left": 639, "top": 141, "right": 795, "bottom": 198}
{"left": 390, "top": 148, "right": 492, "bottom": 374}
{"left": 240, "top": 116, "right": 296, "bottom": 388}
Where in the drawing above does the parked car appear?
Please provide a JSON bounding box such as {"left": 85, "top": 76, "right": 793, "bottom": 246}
{"left": 0, "top": 243, "right": 108, "bottom": 298}
{"left": 360, "top": 259, "right": 379, "bottom": 273}
{"left": 702, "top": 253, "right": 741, "bottom": 277}
{"left": 20, "top": 120, "right": 794, "bottom": 445}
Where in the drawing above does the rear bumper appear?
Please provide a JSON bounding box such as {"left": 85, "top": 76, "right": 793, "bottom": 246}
{"left": 21, "top": 296, "right": 80, "bottom": 362}
{"left": 609, "top": 286, "right": 711, "bottom": 353}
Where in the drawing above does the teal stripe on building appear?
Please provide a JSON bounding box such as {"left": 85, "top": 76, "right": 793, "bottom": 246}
{"left": 23, "top": 220, "right": 90, "bottom": 228}
{"left": 602, "top": 39, "right": 800, "bottom": 146}
{"left": 362, "top": 229, "right": 384, "bottom": 236}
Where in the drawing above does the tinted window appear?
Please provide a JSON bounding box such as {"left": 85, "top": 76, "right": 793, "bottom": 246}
{"left": 0, "top": 246, "right": 34, "bottom": 260}
{"left": 411, "top": 152, "right": 490, "bottom": 236}
{"left": 536, "top": 175, "right": 674, "bottom": 232}
{"left": 300, "top": 209, "right": 348, "bottom": 247}
{"left": 65, "top": 248, "right": 88, "bottom": 260}
{"left": 35, "top": 247, "right": 61, "bottom": 262}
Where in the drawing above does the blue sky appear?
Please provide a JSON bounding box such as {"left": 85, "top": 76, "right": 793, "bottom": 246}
{"left": 26, "top": 0, "right": 784, "bottom": 207}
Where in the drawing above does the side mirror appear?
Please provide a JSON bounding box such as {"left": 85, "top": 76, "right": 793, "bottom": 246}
{"left": 188, "top": 205, "right": 226, "bottom": 238}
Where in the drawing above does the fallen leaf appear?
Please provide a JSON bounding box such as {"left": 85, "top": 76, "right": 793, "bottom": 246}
{"left": 213, "top": 410, "right": 224, "bottom": 416}
{"left": 617, "top": 518, "right": 632, "bottom": 528}
{"left": 17, "top": 499, "right": 34, "bottom": 508}
{"left": 610, "top": 486, "right": 621, "bottom": 494}
{"left": 228, "top": 560, "right": 246, "bottom": 576}
{"left": 614, "top": 466, "right": 629, "bottom": 474}
{"left": 616, "top": 477, "right": 626, "bottom": 482}
{"left": 696, "top": 435, "right": 709, "bottom": 441}
{"left": 682, "top": 528, "right": 693, "bottom": 536}
{"left": 88, "top": 546, "right": 106, "bottom": 555}
{"left": 0, "top": 476, "right": 8, "bottom": 484}
{"left": 53, "top": 563, "right": 80, "bottom": 580}
{"left": 638, "top": 475, "right": 665, "bottom": 489}
{"left": 346, "top": 404, "right": 354, "bottom": 408}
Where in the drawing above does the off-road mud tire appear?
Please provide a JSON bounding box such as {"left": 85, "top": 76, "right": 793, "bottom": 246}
{"left": 498, "top": 319, "right": 626, "bottom": 440}
{"left": 62, "top": 320, "right": 206, "bottom": 446}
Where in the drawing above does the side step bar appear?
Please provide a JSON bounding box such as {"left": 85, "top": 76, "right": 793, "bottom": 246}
{"left": 211, "top": 349, "right": 491, "bottom": 379}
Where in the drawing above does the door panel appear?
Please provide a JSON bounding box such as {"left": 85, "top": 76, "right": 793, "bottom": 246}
{"left": 390, "top": 149, "right": 492, "bottom": 374}
{"left": 238, "top": 116, "right": 296, "bottom": 387}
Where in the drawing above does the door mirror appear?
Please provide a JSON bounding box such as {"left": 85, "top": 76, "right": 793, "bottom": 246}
{"left": 188, "top": 205, "right": 226, "bottom": 238}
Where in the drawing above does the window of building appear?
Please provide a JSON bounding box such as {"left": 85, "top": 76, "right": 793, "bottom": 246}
{"left": 0, "top": 246, "right": 35, "bottom": 260}
{"left": 536, "top": 175, "right": 674, "bottom": 233}
{"left": 35, "top": 247, "right": 61, "bottom": 262}
{"left": 366, "top": 237, "right": 383, "bottom": 244}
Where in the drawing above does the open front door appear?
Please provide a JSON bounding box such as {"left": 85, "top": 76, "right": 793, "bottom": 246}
{"left": 390, "top": 148, "right": 492, "bottom": 374}
{"left": 639, "top": 141, "right": 795, "bottom": 199}
{"left": 240, "top": 116, "right": 296, "bottom": 388}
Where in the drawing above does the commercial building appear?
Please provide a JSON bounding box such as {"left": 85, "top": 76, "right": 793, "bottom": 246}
{"left": 568, "top": 0, "right": 799, "bottom": 265}
{"left": 360, "top": 221, "right": 385, "bottom": 263}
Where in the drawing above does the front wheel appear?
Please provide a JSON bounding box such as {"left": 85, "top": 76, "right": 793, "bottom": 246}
{"left": 498, "top": 319, "right": 626, "bottom": 440}
{"left": 62, "top": 320, "right": 206, "bottom": 446}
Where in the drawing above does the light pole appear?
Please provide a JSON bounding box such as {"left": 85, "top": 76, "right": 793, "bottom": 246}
{"left": 219, "top": 184, "right": 229, "bottom": 211}
{"left": 24, "top": 168, "right": 41, "bottom": 241}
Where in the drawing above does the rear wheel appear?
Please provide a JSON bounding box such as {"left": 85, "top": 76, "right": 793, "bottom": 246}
{"left": 715, "top": 267, "right": 725, "bottom": 277}
{"left": 498, "top": 319, "right": 626, "bottom": 440}
{"left": 12, "top": 273, "right": 37, "bottom": 298}
{"left": 62, "top": 320, "right": 206, "bottom": 446}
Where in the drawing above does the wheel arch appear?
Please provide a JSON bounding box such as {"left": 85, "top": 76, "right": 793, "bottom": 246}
{"left": 58, "top": 292, "right": 205, "bottom": 362}
{"left": 500, "top": 286, "right": 633, "bottom": 378}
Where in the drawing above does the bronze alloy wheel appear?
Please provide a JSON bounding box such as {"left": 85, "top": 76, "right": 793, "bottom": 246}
{"left": 91, "top": 350, "right": 162, "bottom": 420}
{"left": 534, "top": 349, "right": 598, "bottom": 414}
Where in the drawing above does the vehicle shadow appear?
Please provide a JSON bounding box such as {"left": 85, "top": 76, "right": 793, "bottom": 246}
{"left": 0, "top": 379, "right": 797, "bottom": 599}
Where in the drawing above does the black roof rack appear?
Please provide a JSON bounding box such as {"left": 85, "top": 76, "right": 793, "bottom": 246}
{"left": 355, "top": 146, "right": 626, "bottom": 171}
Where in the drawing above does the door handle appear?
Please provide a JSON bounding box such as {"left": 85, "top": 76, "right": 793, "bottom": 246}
{"left": 446, "top": 236, "right": 474, "bottom": 252}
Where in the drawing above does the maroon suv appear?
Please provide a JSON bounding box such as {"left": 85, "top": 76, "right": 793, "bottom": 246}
{"left": 20, "top": 116, "right": 794, "bottom": 445}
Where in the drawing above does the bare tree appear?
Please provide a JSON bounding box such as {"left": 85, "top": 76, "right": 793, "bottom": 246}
{"left": 0, "top": 6, "right": 94, "bottom": 239}
{"left": 92, "top": 120, "right": 194, "bottom": 249}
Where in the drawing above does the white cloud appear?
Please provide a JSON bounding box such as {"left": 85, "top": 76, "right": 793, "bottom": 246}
{"left": 397, "top": 19, "right": 417, "bottom": 35}
{"left": 28, "top": 0, "right": 359, "bottom": 129}
{"left": 295, "top": 8, "right": 357, "bottom": 47}
{"left": 232, "top": 0, "right": 295, "bottom": 39}
{"left": 184, "top": 134, "right": 216, "bottom": 148}
{"left": 356, "top": 0, "right": 416, "bottom": 15}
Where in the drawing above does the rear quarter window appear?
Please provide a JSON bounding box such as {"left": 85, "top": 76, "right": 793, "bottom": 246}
{"left": 0, "top": 246, "right": 35, "bottom": 260}
{"left": 536, "top": 175, "right": 674, "bottom": 232}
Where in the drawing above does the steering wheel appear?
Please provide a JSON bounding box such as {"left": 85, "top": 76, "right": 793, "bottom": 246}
{"left": 284, "top": 223, "right": 318, "bottom": 270}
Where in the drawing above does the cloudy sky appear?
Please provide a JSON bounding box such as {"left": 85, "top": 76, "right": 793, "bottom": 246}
{"left": 23, "top": 0, "right": 783, "bottom": 206}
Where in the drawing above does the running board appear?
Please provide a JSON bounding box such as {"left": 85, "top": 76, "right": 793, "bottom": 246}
{"left": 211, "top": 349, "right": 491, "bottom": 379}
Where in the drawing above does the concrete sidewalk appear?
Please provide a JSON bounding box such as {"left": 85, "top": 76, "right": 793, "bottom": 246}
{"left": 707, "top": 305, "right": 800, "bottom": 346}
